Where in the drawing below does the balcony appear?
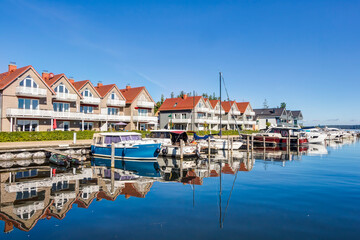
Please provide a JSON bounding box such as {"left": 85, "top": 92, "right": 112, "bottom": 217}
{"left": 16, "top": 87, "right": 47, "bottom": 97}
{"left": 137, "top": 101, "right": 154, "bottom": 108}
{"left": 53, "top": 111, "right": 83, "bottom": 120}
{"left": 232, "top": 110, "right": 241, "bottom": 116}
{"left": 81, "top": 97, "right": 101, "bottom": 105}
{"left": 107, "top": 99, "right": 126, "bottom": 107}
{"left": 249, "top": 111, "right": 256, "bottom": 116}
{"left": 171, "top": 118, "right": 191, "bottom": 124}
{"left": 196, "top": 107, "right": 210, "bottom": 113}
{"left": 133, "top": 115, "right": 158, "bottom": 122}
{"left": 53, "top": 93, "right": 78, "bottom": 102}
{"left": 214, "top": 110, "right": 225, "bottom": 115}
{"left": 7, "top": 108, "right": 53, "bottom": 118}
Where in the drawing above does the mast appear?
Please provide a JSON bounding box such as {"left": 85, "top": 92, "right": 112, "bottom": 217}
{"left": 219, "top": 72, "right": 222, "bottom": 138}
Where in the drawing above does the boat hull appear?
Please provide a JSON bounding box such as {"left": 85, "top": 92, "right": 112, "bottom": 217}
{"left": 91, "top": 143, "right": 162, "bottom": 160}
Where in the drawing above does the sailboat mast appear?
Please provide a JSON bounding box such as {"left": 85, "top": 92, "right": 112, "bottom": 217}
{"left": 219, "top": 72, "right": 222, "bottom": 138}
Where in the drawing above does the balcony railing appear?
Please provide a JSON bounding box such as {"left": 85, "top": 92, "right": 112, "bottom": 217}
{"left": 137, "top": 101, "right": 154, "bottom": 108}
{"left": 53, "top": 93, "right": 78, "bottom": 102}
{"left": 7, "top": 108, "right": 53, "bottom": 118}
{"left": 196, "top": 107, "right": 210, "bottom": 113}
{"left": 81, "top": 97, "right": 101, "bottom": 105}
{"left": 133, "top": 115, "right": 158, "bottom": 122}
{"left": 107, "top": 99, "right": 126, "bottom": 107}
{"left": 15, "top": 87, "right": 47, "bottom": 97}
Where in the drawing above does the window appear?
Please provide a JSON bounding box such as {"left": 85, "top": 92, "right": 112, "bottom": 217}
{"left": 80, "top": 106, "right": 93, "bottom": 113}
{"left": 53, "top": 102, "right": 70, "bottom": 112}
{"left": 138, "top": 109, "right": 148, "bottom": 116}
{"left": 82, "top": 122, "right": 93, "bottom": 130}
{"left": 19, "top": 76, "right": 38, "bottom": 88}
{"left": 108, "top": 107, "right": 119, "bottom": 115}
{"left": 54, "top": 83, "right": 69, "bottom": 93}
{"left": 110, "top": 92, "right": 117, "bottom": 100}
{"left": 82, "top": 88, "right": 93, "bottom": 97}
{"left": 104, "top": 136, "right": 121, "bottom": 144}
{"left": 18, "top": 98, "right": 39, "bottom": 110}
{"left": 17, "top": 120, "right": 39, "bottom": 131}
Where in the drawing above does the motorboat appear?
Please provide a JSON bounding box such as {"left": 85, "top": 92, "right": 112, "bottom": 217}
{"left": 144, "top": 130, "right": 200, "bottom": 158}
{"left": 253, "top": 127, "right": 308, "bottom": 145}
{"left": 193, "top": 133, "right": 243, "bottom": 150}
{"left": 299, "top": 128, "right": 327, "bottom": 144}
{"left": 91, "top": 132, "right": 162, "bottom": 160}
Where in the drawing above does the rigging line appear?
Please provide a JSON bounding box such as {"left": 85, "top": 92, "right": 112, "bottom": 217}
{"left": 221, "top": 165, "right": 240, "bottom": 224}
{"left": 221, "top": 75, "right": 242, "bottom": 137}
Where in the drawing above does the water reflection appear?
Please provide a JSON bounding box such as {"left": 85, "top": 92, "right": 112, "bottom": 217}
{"left": 0, "top": 138, "right": 357, "bottom": 234}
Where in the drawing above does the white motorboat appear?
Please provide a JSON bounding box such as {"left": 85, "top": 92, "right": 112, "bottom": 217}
{"left": 193, "top": 133, "right": 243, "bottom": 150}
{"left": 301, "top": 128, "right": 327, "bottom": 144}
{"left": 144, "top": 130, "right": 200, "bottom": 158}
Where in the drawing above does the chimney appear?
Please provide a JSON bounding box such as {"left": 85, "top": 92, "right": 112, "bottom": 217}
{"left": 183, "top": 94, "right": 188, "bottom": 99}
{"left": 42, "top": 71, "right": 50, "bottom": 80}
{"left": 126, "top": 85, "right": 131, "bottom": 90}
{"left": 97, "top": 82, "right": 103, "bottom": 87}
{"left": 8, "top": 62, "right": 17, "bottom": 72}
{"left": 69, "top": 77, "right": 75, "bottom": 84}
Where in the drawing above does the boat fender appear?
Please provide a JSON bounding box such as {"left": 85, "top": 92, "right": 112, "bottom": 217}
{"left": 155, "top": 148, "right": 161, "bottom": 153}
{"left": 162, "top": 147, "right": 168, "bottom": 155}
{"left": 195, "top": 149, "right": 201, "bottom": 159}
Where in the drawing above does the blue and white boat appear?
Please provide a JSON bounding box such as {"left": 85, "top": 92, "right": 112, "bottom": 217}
{"left": 91, "top": 132, "right": 162, "bottom": 160}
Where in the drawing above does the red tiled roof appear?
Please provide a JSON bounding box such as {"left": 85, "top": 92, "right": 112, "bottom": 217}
{"left": 0, "top": 65, "right": 32, "bottom": 89}
{"left": 95, "top": 84, "right": 117, "bottom": 98}
{"left": 119, "top": 86, "right": 147, "bottom": 104}
{"left": 221, "top": 101, "right": 236, "bottom": 113}
{"left": 71, "top": 80, "right": 89, "bottom": 91}
{"left": 45, "top": 73, "right": 64, "bottom": 87}
{"left": 158, "top": 96, "right": 202, "bottom": 111}
{"left": 209, "top": 99, "right": 219, "bottom": 108}
{"left": 236, "top": 102, "right": 250, "bottom": 113}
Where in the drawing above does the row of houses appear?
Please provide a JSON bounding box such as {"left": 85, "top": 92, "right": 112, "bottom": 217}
{"left": 0, "top": 64, "right": 157, "bottom": 132}
{"left": 157, "top": 95, "right": 303, "bottom": 131}
{"left": 0, "top": 63, "right": 303, "bottom": 132}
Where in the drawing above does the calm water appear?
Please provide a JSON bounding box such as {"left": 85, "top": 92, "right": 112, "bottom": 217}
{"left": 0, "top": 139, "right": 359, "bottom": 240}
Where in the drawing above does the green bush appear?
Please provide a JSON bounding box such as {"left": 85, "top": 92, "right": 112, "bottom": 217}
{"left": 0, "top": 131, "right": 96, "bottom": 142}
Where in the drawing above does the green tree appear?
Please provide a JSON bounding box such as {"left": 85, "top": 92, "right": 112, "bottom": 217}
{"left": 263, "top": 99, "right": 269, "bottom": 108}
{"left": 280, "top": 102, "right": 286, "bottom": 108}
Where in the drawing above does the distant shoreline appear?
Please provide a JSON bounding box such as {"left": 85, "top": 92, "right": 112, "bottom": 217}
{"left": 305, "top": 125, "right": 360, "bottom": 129}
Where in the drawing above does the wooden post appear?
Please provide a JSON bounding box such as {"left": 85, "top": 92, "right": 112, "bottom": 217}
{"left": 208, "top": 137, "right": 211, "bottom": 159}
{"left": 231, "top": 137, "right": 233, "bottom": 152}
{"left": 180, "top": 139, "right": 184, "bottom": 160}
{"left": 251, "top": 134, "right": 254, "bottom": 152}
{"left": 297, "top": 135, "right": 300, "bottom": 155}
{"left": 263, "top": 136, "right": 266, "bottom": 149}
{"left": 111, "top": 142, "right": 115, "bottom": 168}
{"left": 247, "top": 135, "right": 250, "bottom": 152}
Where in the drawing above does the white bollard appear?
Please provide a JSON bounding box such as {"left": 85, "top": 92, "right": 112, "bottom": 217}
{"left": 73, "top": 132, "right": 77, "bottom": 144}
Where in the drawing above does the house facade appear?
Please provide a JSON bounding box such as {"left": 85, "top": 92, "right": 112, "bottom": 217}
{"left": 0, "top": 64, "right": 156, "bottom": 132}
{"left": 254, "top": 107, "right": 303, "bottom": 129}
{"left": 158, "top": 95, "right": 256, "bottom": 131}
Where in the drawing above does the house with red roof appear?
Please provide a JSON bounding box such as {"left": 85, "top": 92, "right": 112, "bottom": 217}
{"left": 119, "top": 85, "right": 157, "bottom": 130}
{"left": 236, "top": 102, "right": 257, "bottom": 130}
{"left": 158, "top": 95, "right": 219, "bottom": 130}
{"left": 0, "top": 64, "right": 56, "bottom": 132}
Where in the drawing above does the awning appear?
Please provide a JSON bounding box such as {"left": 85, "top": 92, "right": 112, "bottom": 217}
{"left": 114, "top": 122, "right": 127, "bottom": 126}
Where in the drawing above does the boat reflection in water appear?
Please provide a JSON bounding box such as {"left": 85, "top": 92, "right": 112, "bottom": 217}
{"left": 0, "top": 138, "right": 357, "bottom": 234}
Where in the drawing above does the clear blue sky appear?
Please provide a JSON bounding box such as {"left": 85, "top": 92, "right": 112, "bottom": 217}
{"left": 0, "top": 0, "right": 359, "bottom": 125}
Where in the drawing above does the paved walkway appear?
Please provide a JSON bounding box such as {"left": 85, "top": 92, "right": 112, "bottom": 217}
{"left": 0, "top": 139, "right": 92, "bottom": 150}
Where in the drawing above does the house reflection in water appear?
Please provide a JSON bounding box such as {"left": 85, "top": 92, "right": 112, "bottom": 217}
{"left": 0, "top": 156, "right": 255, "bottom": 233}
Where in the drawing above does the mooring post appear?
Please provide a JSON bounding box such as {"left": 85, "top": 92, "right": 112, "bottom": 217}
{"left": 263, "top": 136, "right": 266, "bottom": 149}
{"left": 251, "top": 134, "right": 254, "bottom": 152}
{"left": 247, "top": 135, "right": 250, "bottom": 152}
{"left": 111, "top": 142, "right": 115, "bottom": 168}
{"left": 208, "top": 137, "right": 211, "bottom": 159}
{"left": 231, "top": 137, "right": 233, "bottom": 152}
{"left": 73, "top": 132, "right": 77, "bottom": 144}
{"left": 180, "top": 139, "right": 184, "bottom": 180}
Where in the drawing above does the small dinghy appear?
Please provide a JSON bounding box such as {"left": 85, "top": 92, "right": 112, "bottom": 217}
{"left": 49, "top": 154, "right": 80, "bottom": 167}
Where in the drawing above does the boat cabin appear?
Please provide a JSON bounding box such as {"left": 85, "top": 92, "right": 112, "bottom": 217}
{"left": 93, "top": 132, "right": 142, "bottom": 146}
{"left": 147, "top": 130, "right": 189, "bottom": 145}
{"left": 265, "top": 127, "right": 301, "bottom": 137}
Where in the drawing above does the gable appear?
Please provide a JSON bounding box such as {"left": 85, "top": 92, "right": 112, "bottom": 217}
{"left": 79, "top": 82, "right": 101, "bottom": 98}
{"left": 106, "top": 88, "right": 125, "bottom": 101}
{"left": 52, "top": 76, "right": 82, "bottom": 97}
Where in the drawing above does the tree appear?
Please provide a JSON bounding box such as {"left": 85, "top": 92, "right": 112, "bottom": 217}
{"left": 170, "top": 92, "right": 174, "bottom": 98}
{"left": 280, "top": 102, "right": 286, "bottom": 108}
{"left": 154, "top": 94, "right": 165, "bottom": 113}
{"left": 263, "top": 99, "right": 269, "bottom": 109}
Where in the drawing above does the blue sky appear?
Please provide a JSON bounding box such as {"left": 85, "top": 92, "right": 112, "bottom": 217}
{"left": 0, "top": 0, "right": 359, "bottom": 125}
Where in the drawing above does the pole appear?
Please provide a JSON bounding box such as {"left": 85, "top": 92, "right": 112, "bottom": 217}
{"left": 247, "top": 135, "right": 249, "bottom": 152}
{"left": 193, "top": 90, "right": 195, "bottom": 131}
{"left": 219, "top": 72, "right": 222, "bottom": 138}
{"left": 73, "top": 132, "right": 77, "bottom": 144}
{"left": 208, "top": 137, "right": 211, "bottom": 159}
{"left": 111, "top": 142, "right": 115, "bottom": 168}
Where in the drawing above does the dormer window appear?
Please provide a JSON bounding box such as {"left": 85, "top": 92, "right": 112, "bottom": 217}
{"left": 19, "top": 76, "right": 38, "bottom": 88}
{"left": 55, "top": 83, "right": 69, "bottom": 93}
{"left": 82, "top": 88, "right": 93, "bottom": 97}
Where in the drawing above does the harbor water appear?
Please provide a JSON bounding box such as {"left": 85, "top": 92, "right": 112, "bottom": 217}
{"left": 0, "top": 139, "right": 359, "bottom": 239}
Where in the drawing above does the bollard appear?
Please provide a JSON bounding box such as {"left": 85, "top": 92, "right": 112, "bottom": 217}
{"left": 111, "top": 142, "right": 115, "bottom": 168}
{"left": 73, "top": 132, "right": 77, "bottom": 144}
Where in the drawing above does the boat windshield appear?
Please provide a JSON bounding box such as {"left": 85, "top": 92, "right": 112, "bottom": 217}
{"left": 120, "top": 135, "right": 142, "bottom": 141}
{"left": 148, "top": 132, "right": 171, "bottom": 139}
{"left": 104, "top": 136, "right": 121, "bottom": 144}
